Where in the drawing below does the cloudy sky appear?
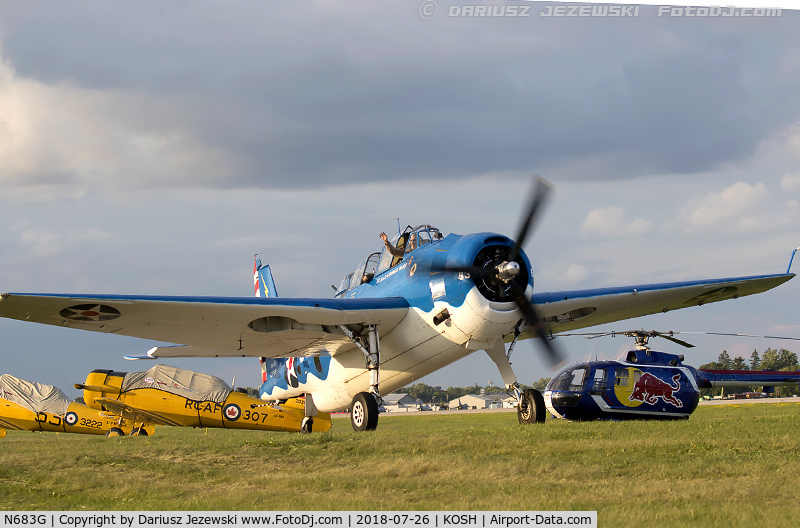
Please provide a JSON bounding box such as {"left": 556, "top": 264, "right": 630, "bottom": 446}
{"left": 1, "top": 1, "right": 799, "bottom": 397}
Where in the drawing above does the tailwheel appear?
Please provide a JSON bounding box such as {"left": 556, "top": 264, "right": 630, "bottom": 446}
{"left": 350, "top": 392, "right": 379, "bottom": 432}
{"left": 105, "top": 427, "right": 124, "bottom": 437}
{"left": 301, "top": 417, "right": 314, "bottom": 434}
{"left": 517, "top": 389, "right": 546, "bottom": 424}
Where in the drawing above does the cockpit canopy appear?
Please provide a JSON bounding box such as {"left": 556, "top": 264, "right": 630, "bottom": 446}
{"left": 334, "top": 225, "right": 443, "bottom": 297}
{"left": 375, "top": 225, "right": 443, "bottom": 275}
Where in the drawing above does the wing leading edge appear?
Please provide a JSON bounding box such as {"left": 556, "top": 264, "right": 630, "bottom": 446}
{"left": 0, "top": 293, "right": 410, "bottom": 359}
{"left": 528, "top": 272, "right": 794, "bottom": 336}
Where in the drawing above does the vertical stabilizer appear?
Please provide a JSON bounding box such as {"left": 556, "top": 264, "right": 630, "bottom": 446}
{"left": 255, "top": 255, "right": 281, "bottom": 386}
{"left": 253, "top": 255, "right": 279, "bottom": 298}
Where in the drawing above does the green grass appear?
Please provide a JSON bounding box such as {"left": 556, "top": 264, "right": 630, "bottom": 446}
{"left": 2, "top": 403, "right": 800, "bottom": 526}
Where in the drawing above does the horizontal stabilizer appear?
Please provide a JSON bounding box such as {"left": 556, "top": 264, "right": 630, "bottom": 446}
{"left": 133, "top": 344, "right": 279, "bottom": 359}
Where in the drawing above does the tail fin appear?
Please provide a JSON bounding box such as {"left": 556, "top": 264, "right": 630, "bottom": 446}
{"left": 254, "top": 255, "right": 280, "bottom": 388}
{"left": 253, "top": 255, "right": 278, "bottom": 298}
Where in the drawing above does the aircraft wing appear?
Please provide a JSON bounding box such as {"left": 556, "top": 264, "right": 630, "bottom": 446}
{"left": 93, "top": 397, "right": 180, "bottom": 426}
{"left": 528, "top": 272, "right": 794, "bottom": 336}
{"left": 0, "top": 417, "right": 25, "bottom": 431}
{"left": 0, "top": 293, "right": 410, "bottom": 359}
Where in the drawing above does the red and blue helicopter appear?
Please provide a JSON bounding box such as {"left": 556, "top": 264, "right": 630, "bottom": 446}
{"left": 543, "top": 330, "right": 800, "bottom": 421}
{"left": 1, "top": 178, "right": 796, "bottom": 431}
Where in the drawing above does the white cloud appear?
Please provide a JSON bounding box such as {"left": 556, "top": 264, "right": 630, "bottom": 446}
{"left": 580, "top": 206, "right": 654, "bottom": 238}
{"left": 676, "top": 181, "right": 798, "bottom": 234}
{"left": 780, "top": 173, "right": 800, "bottom": 191}
{"left": 563, "top": 264, "right": 590, "bottom": 283}
{"left": 16, "top": 227, "right": 61, "bottom": 257}
{"left": 12, "top": 222, "right": 112, "bottom": 257}
{"left": 771, "top": 324, "right": 799, "bottom": 333}
{"left": 0, "top": 51, "right": 238, "bottom": 197}
{"left": 684, "top": 181, "right": 768, "bottom": 226}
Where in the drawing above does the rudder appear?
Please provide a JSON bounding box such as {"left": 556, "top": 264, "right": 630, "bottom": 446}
{"left": 253, "top": 255, "right": 278, "bottom": 298}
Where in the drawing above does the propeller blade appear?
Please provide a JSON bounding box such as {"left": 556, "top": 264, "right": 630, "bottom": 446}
{"left": 427, "top": 176, "right": 560, "bottom": 367}
{"left": 509, "top": 176, "right": 553, "bottom": 263}
{"left": 508, "top": 280, "right": 562, "bottom": 366}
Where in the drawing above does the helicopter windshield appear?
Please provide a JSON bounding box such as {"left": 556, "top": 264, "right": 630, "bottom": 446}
{"left": 546, "top": 364, "right": 590, "bottom": 393}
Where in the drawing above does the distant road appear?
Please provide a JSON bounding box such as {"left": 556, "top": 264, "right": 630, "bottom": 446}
{"left": 333, "top": 407, "right": 516, "bottom": 418}
{"left": 699, "top": 396, "right": 800, "bottom": 406}
{"left": 391, "top": 397, "right": 800, "bottom": 413}
{"left": 332, "top": 397, "right": 800, "bottom": 419}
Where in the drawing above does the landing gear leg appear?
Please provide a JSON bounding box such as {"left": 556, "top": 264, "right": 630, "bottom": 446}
{"left": 485, "top": 327, "right": 546, "bottom": 425}
{"left": 302, "top": 394, "right": 319, "bottom": 434}
{"left": 340, "top": 324, "right": 382, "bottom": 432}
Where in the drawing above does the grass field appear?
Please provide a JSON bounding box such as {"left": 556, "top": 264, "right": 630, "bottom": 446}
{"left": 2, "top": 403, "right": 800, "bottom": 526}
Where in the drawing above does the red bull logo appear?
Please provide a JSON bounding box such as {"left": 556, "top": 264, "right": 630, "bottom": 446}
{"left": 629, "top": 372, "right": 683, "bottom": 408}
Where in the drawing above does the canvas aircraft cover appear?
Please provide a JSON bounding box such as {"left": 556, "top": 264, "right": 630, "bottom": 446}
{"left": 121, "top": 365, "right": 232, "bottom": 403}
{"left": 0, "top": 374, "right": 70, "bottom": 415}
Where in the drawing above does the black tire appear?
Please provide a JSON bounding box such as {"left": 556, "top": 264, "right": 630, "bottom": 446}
{"left": 105, "top": 427, "right": 124, "bottom": 437}
{"left": 130, "top": 427, "right": 149, "bottom": 436}
{"left": 301, "top": 417, "right": 313, "bottom": 434}
{"left": 517, "top": 389, "right": 546, "bottom": 424}
{"left": 350, "top": 392, "right": 379, "bottom": 432}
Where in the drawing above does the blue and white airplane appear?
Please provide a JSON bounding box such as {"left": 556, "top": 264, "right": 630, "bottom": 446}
{"left": 0, "top": 179, "right": 796, "bottom": 431}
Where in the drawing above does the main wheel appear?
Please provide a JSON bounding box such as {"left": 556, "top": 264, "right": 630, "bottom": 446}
{"left": 130, "top": 427, "right": 149, "bottom": 436}
{"left": 517, "top": 389, "right": 546, "bottom": 424}
{"left": 301, "top": 417, "right": 314, "bottom": 434}
{"left": 105, "top": 427, "right": 124, "bottom": 437}
{"left": 350, "top": 392, "right": 379, "bottom": 432}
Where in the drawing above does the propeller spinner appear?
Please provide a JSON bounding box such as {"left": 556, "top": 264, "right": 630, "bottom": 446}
{"left": 434, "top": 176, "right": 562, "bottom": 366}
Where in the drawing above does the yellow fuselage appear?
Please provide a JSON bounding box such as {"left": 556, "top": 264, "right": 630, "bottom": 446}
{"left": 0, "top": 399, "right": 151, "bottom": 438}
{"left": 81, "top": 370, "right": 331, "bottom": 433}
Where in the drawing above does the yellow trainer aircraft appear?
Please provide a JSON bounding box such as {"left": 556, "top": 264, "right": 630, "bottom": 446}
{"left": 0, "top": 373, "right": 152, "bottom": 438}
{"left": 76, "top": 364, "right": 331, "bottom": 433}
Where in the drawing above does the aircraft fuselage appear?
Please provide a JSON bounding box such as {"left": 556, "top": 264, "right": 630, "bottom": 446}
{"left": 260, "top": 230, "right": 533, "bottom": 411}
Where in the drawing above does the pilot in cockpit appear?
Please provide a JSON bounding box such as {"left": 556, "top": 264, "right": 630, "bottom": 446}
{"left": 380, "top": 232, "right": 405, "bottom": 258}
{"left": 406, "top": 232, "right": 418, "bottom": 252}
{"left": 380, "top": 232, "right": 418, "bottom": 255}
